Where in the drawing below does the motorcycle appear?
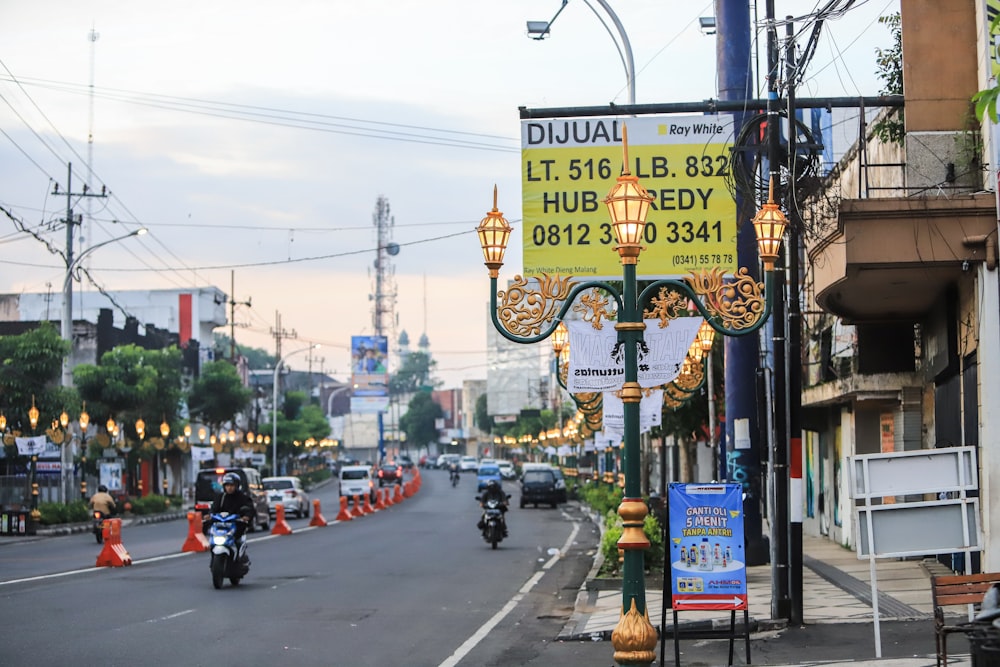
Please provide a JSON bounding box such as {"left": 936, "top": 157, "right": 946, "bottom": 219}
{"left": 478, "top": 496, "right": 508, "bottom": 549}
{"left": 206, "top": 512, "right": 250, "bottom": 589}
{"left": 92, "top": 510, "right": 107, "bottom": 544}
{"left": 450, "top": 469, "right": 460, "bottom": 487}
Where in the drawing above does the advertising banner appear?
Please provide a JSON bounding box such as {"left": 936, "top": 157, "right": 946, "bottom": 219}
{"left": 668, "top": 482, "right": 747, "bottom": 611}
{"left": 351, "top": 335, "right": 388, "bottom": 414}
{"left": 565, "top": 318, "right": 701, "bottom": 392}
{"left": 521, "top": 115, "right": 737, "bottom": 280}
{"left": 601, "top": 389, "right": 663, "bottom": 434}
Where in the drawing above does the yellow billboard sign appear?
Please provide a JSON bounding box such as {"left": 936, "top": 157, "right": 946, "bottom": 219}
{"left": 520, "top": 115, "right": 737, "bottom": 279}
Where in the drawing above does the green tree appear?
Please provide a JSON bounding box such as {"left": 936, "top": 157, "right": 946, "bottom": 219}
{"left": 399, "top": 391, "right": 443, "bottom": 448}
{"left": 389, "top": 351, "right": 439, "bottom": 395}
{"left": 974, "top": 13, "right": 1000, "bottom": 123}
{"left": 872, "top": 13, "right": 904, "bottom": 144}
{"left": 187, "top": 359, "right": 252, "bottom": 432}
{"left": 0, "top": 322, "right": 73, "bottom": 436}
{"left": 474, "top": 393, "right": 492, "bottom": 433}
{"left": 213, "top": 333, "right": 275, "bottom": 369}
{"left": 260, "top": 390, "right": 331, "bottom": 464}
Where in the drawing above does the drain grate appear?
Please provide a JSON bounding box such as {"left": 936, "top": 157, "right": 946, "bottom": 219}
{"left": 803, "top": 554, "right": 930, "bottom": 619}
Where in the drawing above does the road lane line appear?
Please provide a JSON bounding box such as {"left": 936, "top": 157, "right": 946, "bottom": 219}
{"left": 145, "top": 609, "right": 196, "bottom": 624}
{"left": 436, "top": 521, "right": 580, "bottom": 667}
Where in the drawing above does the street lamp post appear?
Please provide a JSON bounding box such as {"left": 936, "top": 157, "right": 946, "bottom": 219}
{"left": 476, "top": 128, "right": 786, "bottom": 666}
{"left": 526, "top": 0, "right": 636, "bottom": 106}
{"left": 272, "top": 344, "right": 320, "bottom": 475}
{"left": 61, "top": 228, "right": 147, "bottom": 387}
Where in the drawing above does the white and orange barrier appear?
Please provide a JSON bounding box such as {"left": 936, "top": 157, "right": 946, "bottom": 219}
{"left": 96, "top": 518, "right": 132, "bottom": 567}
{"left": 181, "top": 511, "right": 209, "bottom": 552}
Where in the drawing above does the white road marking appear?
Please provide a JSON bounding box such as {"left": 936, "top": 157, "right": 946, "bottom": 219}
{"left": 145, "top": 609, "right": 196, "bottom": 623}
{"left": 435, "top": 521, "right": 580, "bottom": 667}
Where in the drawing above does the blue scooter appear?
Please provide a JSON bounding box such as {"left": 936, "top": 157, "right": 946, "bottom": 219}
{"left": 207, "top": 512, "right": 250, "bottom": 589}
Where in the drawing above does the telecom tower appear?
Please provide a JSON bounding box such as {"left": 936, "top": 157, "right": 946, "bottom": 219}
{"left": 370, "top": 196, "right": 398, "bottom": 343}
{"left": 370, "top": 196, "right": 398, "bottom": 463}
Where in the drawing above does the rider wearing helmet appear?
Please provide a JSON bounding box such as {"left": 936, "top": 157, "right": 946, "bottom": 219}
{"left": 209, "top": 472, "right": 255, "bottom": 550}
{"left": 477, "top": 479, "right": 509, "bottom": 537}
{"left": 88, "top": 484, "right": 116, "bottom": 516}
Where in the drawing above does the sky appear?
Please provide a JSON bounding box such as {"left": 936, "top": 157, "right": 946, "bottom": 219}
{"left": 0, "top": 0, "right": 899, "bottom": 388}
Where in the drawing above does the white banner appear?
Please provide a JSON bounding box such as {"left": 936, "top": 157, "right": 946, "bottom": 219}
{"left": 191, "top": 446, "right": 215, "bottom": 462}
{"left": 602, "top": 389, "right": 664, "bottom": 435}
{"left": 566, "top": 318, "right": 702, "bottom": 392}
{"left": 15, "top": 435, "right": 49, "bottom": 456}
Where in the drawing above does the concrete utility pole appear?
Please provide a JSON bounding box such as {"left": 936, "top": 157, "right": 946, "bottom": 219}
{"left": 228, "top": 270, "right": 251, "bottom": 362}
{"left": 57, "top": 162, "right": 108, "bottom": 387}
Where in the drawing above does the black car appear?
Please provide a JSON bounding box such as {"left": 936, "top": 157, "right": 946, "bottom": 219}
{"left": 194, "top": 467, "right": 270, "bottom": 532}
{"left": 376, "top": 462, "right": 403, "bottom": 486}
{"left": 520, "top": 468, "right": 559, "bottom": 509}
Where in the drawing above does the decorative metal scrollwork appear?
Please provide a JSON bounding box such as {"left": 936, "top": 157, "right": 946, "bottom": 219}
{"left": 688, "top": 267, "right": 766, "bottom": 331}
{"left": 643, "top": 286, "right": 689, "bottom": 328}
{"left": 573, "top": 289, "right": 615, "bottom": 329}
{"left": 497, "top": 274, "right": 575, "bottom": 337}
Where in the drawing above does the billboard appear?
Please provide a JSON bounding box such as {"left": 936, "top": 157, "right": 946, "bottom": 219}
{"left": 351, "top": 334, "right": 388, "bottom": 414}
{"left": 521, "top": 115, "right": 737, "bottom": 280}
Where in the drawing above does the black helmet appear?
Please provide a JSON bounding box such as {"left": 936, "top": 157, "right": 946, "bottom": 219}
{"left": 98, "top": 485, "right": 108, "bottom": 493}
{"left": 222, "top": 472, "right": 240, "bottom": 490}
{"left": 486, "top": 479, "right": 500, "bottom": 490}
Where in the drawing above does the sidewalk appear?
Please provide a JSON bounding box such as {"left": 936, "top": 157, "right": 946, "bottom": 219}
{"left": 560, "top": 530, "right": 974, "bottom": 666}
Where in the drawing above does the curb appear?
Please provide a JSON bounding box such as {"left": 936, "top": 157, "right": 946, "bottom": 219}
{"left": 34, "top": 510, "right": 188, "bottom": 537}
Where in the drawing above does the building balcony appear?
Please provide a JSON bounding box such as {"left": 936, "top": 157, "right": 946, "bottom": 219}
{"left": 808, "top": 193, "right": 997, "bottom": 324}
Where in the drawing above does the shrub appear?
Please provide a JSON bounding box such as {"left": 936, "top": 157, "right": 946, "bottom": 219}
{"left": 36, "top": 500, "right": 90, "bottom": 525}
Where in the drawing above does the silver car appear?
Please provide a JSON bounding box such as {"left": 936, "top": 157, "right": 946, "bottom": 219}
{"left": 263, "top": 476, "right": 310, "bottom": 518}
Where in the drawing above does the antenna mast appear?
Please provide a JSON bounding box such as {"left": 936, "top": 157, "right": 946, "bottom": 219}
{"left": 370, "top": 196, "right": 398, "bottom": 345}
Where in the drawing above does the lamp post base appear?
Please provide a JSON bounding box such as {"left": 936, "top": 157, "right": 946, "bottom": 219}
{"left": 611, "top": 598, "right": 657, "bottom": 666}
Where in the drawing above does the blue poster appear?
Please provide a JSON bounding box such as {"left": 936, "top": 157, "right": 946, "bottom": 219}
{"left": 668, "top": 482, "right": 747, "bottom": 610}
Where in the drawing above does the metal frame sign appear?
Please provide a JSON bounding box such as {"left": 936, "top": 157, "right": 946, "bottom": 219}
{"left": 520, "top": 115, "right": 737, "bottom": 280}
{"left": 668, "top": 482, "right": 747, "bottom": 610}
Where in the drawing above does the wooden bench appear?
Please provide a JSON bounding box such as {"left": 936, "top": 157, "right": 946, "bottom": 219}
{"left": 930, "top": 572, "right": 1000, "bottom": 666}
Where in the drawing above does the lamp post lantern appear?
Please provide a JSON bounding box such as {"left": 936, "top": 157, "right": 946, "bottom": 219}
{"left": 272, "top": 344, "right": 320, "bottom": 475}
{"left": 477, "top": 126, "right": 785, "bottom": 666}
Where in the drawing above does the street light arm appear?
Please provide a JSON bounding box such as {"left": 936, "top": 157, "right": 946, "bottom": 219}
{"left": 528, "top": 0, "right": 569, "bottom": 39}
{"left": 590, "top": 0, "right": 635, "bottom": 105}
{"left": 63, "top": 228, "right": 147, "bottom": 291}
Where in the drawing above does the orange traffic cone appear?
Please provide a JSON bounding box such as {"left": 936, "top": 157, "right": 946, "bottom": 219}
{"left": 382, "top": 486, "right": 394, "bottom": 506}
{"left": 362, "top": 492, "right": 374, "bottom": 514}
{"left": 182, "top": 511, "right": 209, "bottom": 552}
{"left": 374, "top": 488, "right": 387, "bottom": 511}
{"left": 393, "top": 482, "right": 404, "bottom": 504}
{"left": 271, "top": 504, "right": 293, "bottom": 535}
{"left": 335, "top": 496, "right": 353, "bottom": 521}
{"left": 309, "top": 499, "right": 327, "bottom": 527}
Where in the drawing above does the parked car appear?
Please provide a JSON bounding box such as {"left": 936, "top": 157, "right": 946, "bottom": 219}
{"left": 194, "top": 467, "right": 270, "bottom": 532}
{"left": 497, "top": 460, "right": 516, "bottom": 480}
{"left": 377, "top": 461, "right": 403, "bottom": 486}
{"left": 339, "top": 465, "right": 377, "bottom": 503}
{"left": 520, "top": 468, "right": 560, "bottom": 508}
{"left": 476, "top": 464, "right": 503, "bottom": 492}
{"left": 263, "top": 476, "right": 310, "bottom": 518}
{"left": 550, "top": 467, "right": 568, "bottom": 503}
{"left": 398, "top": 455, "right": 415, "bottom": 469}
{"left": 459, "top": 455, "right": 479, "bottom": 472}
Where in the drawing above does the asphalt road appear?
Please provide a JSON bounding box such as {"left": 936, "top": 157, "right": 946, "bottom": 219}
{"left": 0, "top": 469, "right": 603, "bottom": 667}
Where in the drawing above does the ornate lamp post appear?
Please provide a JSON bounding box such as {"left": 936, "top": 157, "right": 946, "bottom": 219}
{"left": 476, "top": 127, "right": 786, "bottom": 666}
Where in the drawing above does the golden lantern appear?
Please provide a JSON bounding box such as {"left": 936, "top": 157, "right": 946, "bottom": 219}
{"left": 28, "top": 396, "right": 39, "bottom": 430}
{"left": 0, "top": 412, "right": 7, "bottom": 431}
{"left": 160, "top": 419, "right": 170, "bottom": 439}
{"left": 604, "top": 125, "right": 653, "bottom": 263}
{"left": 198, "top": 426, "right": 207, "bottom": 442}
{"left": 551, "top": 321, "right": 569, "bottom": 354}
{"left": 135, "top": 418, "right": 146, "bottom": 440}
{"left": 79, "top": 404, "right": 90, "bottom": 433}
{"left": 751, "top": 177, "right": 788, "bottom": 271}
{"left": 106, "top": 417, "right": 116, "bottom": 434}
{"left": 697, "top": 320, "right": 716, "bottom": 353}
{"left": 184, "top": 424, "right": 192, "bottom": 438}
{"left": 60, "top": 411, "right": 69, "bottom": 429}
{"left": 475, "top": 185, "right": 513, "bottom": 278}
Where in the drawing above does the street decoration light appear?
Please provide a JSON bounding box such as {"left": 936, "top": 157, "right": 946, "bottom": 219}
{"left": 476, "top": 126, "right": 785, "bottom": 666}
{"left": 28, "top": 396, "right": 39, "bottom": 431}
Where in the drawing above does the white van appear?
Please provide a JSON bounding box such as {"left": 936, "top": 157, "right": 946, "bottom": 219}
{"left": 339, "top": 465, "right": 376, "bottom": 503}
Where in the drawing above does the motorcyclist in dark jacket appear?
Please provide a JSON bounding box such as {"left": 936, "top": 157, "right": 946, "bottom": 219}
{"left": 207, "top": 473, "right": 255, "bottom": 559}
{"left": 477, "top": 479, "right": 509, "bottom": 537}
